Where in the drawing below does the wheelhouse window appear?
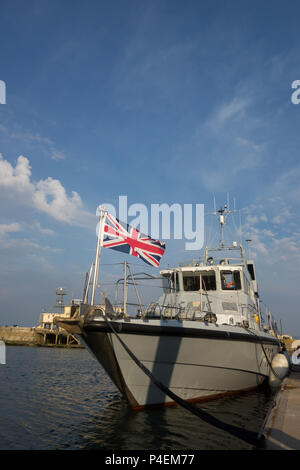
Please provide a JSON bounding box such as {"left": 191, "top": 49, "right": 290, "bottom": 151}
{"left": 220, "top": 270, "right": 241, "bottom": 290}
{"left": 162, "top": 272, "right": 179, "bottom": 293}
{"left": 183, "top": 271, "right": 216, "bottom": 291}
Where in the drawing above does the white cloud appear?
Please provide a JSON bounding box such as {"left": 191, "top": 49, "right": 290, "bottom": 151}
{"left": 11, "top": 131, "right": 52, "bottom": 146}
{"left": 0, "top": 154, "right": 33, "bottom": 193}
{"left": 0, "top": 125, "right": 66, "bottom": 161}
{"left": 246, "top": 215, "right": 258, "bottom": 225}
{"left": 235, "top": 136, "right": 264, "bottom": 153}
{"left": 33, "top": 177, "right": 86, "bottom": 225}
{"left": 207, "top": 97, "right": 249, "bottom": 131}
{"left": 50, "top": 150, "right": 66, "bottom": 161}
{"left": 261, "top": 229, "right": 275, "bottom": 238}
{"left": 0, "top": 223, "right": 21, "bottom": 237}
{"left": 0, "top": 153, "right": 93, "bottom": 227}
{"left": 33, "top": 222, "right": 55, "bottom": 236}
{"left": 0, "top": 221, "right": 61, "bottom": 268}
{"left": 242, "top": 197, "right": 300, "bottom": 270}
{"left": 0, "top": 236, "right": 62, "bottom": 253}
{"left": 175, "top": 90, "right": 265, "bottom": 191}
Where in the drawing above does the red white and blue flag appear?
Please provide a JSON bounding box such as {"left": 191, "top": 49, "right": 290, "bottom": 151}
{"left": 102, "top": 213, "right": 166, "bottom": 268}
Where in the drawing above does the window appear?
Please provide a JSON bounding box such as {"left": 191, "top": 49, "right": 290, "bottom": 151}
{"left": 162, "top": 273, "right": 179, "bottom": 293}
{"left": 220, "top": 270, "right": 241, "bottom": 290}
{"left": 247, "top": 263, "right": 255, "bottom": 280}
{"left": 183, "top": 271, "right": 216, "bottom": 291}
{"left": 183, "top": 275, "right": 199, "bottom": 291}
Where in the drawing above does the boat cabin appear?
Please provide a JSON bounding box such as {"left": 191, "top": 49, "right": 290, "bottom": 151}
{"left": 161, "top": 266, "right": 244, "bottom": 293}
{"left": 147, "top": 244, "right": 260, "bottom": 328}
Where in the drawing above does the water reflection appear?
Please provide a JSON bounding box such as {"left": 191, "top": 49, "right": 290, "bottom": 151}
{"left": 80, "top": 386, "right": 273, "bottom": 450}
{"left": 0, "top": 347, "right": 274, "bottom": 450}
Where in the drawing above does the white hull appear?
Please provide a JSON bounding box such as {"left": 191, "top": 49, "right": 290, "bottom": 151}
{"left": 82, "top": 318, "right": 279, "bottom": 408}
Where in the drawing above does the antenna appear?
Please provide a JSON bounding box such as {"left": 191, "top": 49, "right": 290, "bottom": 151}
{"left": 239, "top": 210, "right": 242, "bottom": 245}
{"left": 207, "top": 195, "right": 239, "bottom": 247}
{"left": 218, "top": 206, "right": 226, "bottom": 246}
{"left": 245, "top": 239, "right": 252, "bottom": 259}
{"left": 213, "top": 195, "right": 217, "bottom": 214}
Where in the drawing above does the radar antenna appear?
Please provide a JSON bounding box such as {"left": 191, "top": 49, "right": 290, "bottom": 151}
{"left": 207, "top": 195, "right": 239, "bottom": 247}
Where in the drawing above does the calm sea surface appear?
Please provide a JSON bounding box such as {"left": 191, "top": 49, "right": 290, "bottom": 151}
{"left": 0, "top": 346, "right": 275, "bottom": 450}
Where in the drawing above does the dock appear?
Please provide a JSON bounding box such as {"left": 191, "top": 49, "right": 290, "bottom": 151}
{"left": 34, "top": 326, "right": 82, "bottom": 347}
{"left": 0, "top": 326, "right": 83, "bottom": 348}
{"left": 261, "top": 365, "right": 300, "bottom": 450}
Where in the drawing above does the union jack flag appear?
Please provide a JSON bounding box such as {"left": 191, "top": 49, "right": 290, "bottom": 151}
{"left": 102, "top": 213, "right": 166, "bottom": 267}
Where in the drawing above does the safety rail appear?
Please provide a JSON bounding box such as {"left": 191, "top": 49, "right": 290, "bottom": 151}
{"left": 144, "top": 302, "right": 215, "bottom": 321}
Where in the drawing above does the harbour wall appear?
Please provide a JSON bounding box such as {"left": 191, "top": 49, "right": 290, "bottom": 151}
{"left": 0, "top": 327, "right": 42, "bottom": 346}
{"left": 0, "top": 326, "right": 83, "bottom": 348}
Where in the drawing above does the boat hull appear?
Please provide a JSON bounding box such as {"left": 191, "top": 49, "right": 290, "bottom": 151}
{"left": 81, "top": 318, "right": 279, "bottom": 408}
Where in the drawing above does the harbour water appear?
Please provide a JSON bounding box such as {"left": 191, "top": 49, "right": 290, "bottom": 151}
{"left": 0, "top": 346, "right": 275, "bottom": 450}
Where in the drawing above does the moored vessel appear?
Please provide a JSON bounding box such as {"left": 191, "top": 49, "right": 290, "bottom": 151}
{"left": 56, "top": 202, "right": 281, "bottom": 408}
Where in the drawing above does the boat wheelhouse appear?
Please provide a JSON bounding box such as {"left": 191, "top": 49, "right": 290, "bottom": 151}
{"left": 148, "top": 243, "right": 260, "bottom": 330}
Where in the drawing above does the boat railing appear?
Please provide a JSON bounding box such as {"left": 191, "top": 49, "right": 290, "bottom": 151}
{"left": 240, "top": 303, "right": 264, "bottom": 330}
{"left": 144, "top": 302, "right": 213, "bottom": 321}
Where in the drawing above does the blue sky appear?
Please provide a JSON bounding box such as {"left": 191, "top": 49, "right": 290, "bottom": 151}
{"left": 0, "top": 0, "right": 300, "bottom": 335}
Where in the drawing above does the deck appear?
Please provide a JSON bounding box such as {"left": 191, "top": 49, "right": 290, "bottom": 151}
{"left": 261, "top": 365, "right": 300, "bottom": 450}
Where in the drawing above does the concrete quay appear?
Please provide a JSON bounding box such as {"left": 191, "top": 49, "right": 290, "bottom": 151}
{"left": 0, "top": 326, "right": 39, "bottom": 346}
{"left": 0, "top": 326, "right": 83, "bottom": 348}
{"left": 261, "top": 365, "right": 300, "bottom": 450}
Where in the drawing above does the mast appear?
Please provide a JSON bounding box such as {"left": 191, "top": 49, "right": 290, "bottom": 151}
{"left": 54, "top": 287, "right": 67, "bottom": 313}
{"left": 217, "top": 201, "right": 238, "bottom": 247}
{"left": 205, "top": 198, "right": 241, "bottom": 263}
{"left": 207, "top": 197, "right": 239, "bottom": 249}
{"left": 218, "top": 207, "right": 226, "bottom": 247}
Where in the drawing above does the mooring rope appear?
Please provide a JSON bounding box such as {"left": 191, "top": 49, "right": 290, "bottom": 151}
{"left": 104, "top": 317, "right": 265, "bottom": 448}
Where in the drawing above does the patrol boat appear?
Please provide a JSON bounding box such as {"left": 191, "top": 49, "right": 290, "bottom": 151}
{"left": 56, "top": 204, "right": 280, "bottom": 409}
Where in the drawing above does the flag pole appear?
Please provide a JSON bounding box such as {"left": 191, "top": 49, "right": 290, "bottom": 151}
{"left": 91, "top": 205, "right": 107, "bottom": 306}
{"left": 123, "top": 261, "right": 128, "bottom": 318}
